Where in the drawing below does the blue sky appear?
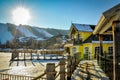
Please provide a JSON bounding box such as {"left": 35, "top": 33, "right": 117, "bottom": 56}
{"left": 0, "top": 0, "right": 119, "bottom": 29}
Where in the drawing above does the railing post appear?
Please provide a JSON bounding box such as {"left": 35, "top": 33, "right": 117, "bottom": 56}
{"left": 44, "top": 53, "right": 46, "bottom": 60}
{"left": 104, "top": 51, "right": 107, "bottom": 73}
{"left": 73, "top": 54, "right": 77, "bottom": 70}
{"left": 74, "top": 53, "right": 80, "bottom": 67}
{"left": 67, "top": 55, "right": 71, "bottom": 80}
{"left": 46, "top": 63, "right": 56, "bottom": 80}
{"left": 59, "top": 58, "right": 66, "bottom": 80}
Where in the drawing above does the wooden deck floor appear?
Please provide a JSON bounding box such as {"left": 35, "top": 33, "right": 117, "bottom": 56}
{"left": 72, "top": 60, "right": 110, "bottom": 80}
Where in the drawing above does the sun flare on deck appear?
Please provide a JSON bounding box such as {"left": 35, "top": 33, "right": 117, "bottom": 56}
{"left": 12, "top": 7, "right": 31, "bottom": 25}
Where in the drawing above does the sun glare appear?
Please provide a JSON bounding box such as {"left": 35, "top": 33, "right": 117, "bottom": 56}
{"left": 12, "top": 7, "right": 31, "bottom": 25}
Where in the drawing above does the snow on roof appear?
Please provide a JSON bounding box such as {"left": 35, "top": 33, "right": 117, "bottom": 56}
{"left": 72, "top": 23, "right": 95, "bottom": 32}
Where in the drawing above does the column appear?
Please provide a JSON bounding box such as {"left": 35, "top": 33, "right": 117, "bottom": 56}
{"left": 112, "top": 21, "right": 120, "bottom": 80}
{"left": 99, "top": 34, "right": 103, "bottom": 66}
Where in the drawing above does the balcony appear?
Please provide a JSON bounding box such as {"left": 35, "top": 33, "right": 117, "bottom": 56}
{"left": 73, "top": 38, "right": 83, "bottom": 45}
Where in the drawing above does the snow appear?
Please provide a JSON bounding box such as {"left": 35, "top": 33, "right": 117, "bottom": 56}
{"left": 17, "top": 26, "right": 37, "bottom": 38}
{"left": 35, "top": 28, "right": 53, "bottom": 38}
{"left": 36, "top": 37, "right": 44, "bottom": 40}
{"left": 0, "top": 24, "right": 13, "bottom": 44}
{"left": 73, "top": 23, "right": 93, "bottom": 32}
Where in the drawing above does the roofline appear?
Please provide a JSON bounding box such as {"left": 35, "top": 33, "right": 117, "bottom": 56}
{"left": 68, "top": 23, "right": 78, "bottom": 36}
{"left": 72, "top": 23, "right": 96, "bottom": 26}
{"left": 93, "top": 15, "right": 106, "bottom": 34}
{"left": 93, "top": 3, "right": 120, "bottom": 35}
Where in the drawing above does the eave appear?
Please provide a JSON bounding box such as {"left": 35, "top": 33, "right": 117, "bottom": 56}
{"left": 93, "top": 3, "right": 120, "bottom": 35}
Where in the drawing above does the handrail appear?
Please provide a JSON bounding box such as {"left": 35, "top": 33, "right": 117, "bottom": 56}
{"left": 0, "top": 73, "right": 35, "bottom": 80}
{"left": 97, "top": 54, "right": 113, "bottom": 62}
{"left": 32, "top": 61, "right": 64, "bottom": 80}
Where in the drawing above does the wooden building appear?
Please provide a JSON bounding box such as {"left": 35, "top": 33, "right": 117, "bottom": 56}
{"left": 93, "top": 3, "right": 120, "bottom": 80}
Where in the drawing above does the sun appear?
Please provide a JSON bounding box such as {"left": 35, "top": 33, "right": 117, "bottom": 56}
{"left": 12, "top": 7, "right": 31, "bottom": 25}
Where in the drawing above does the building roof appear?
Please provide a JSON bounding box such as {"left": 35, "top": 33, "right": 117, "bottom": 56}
{"left": 93, "top": 3, "right": 120, "bottom": 35}
{"left": 72, "top": 23, "right": 95, "bottom": 32}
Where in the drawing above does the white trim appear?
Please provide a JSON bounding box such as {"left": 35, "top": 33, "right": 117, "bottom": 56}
{"left": 92, "top": 41, "right": 113, "bottom": 43}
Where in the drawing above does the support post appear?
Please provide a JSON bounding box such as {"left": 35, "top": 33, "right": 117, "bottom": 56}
{"left": 46, "top": 63, "right": 56, "bottom": 80}
{"left": 99, "top": 34, "right": 103, "bottom": 66}
{"left": 67, "top": 55, "right": 71, "bottom": 80}
{"left": 59, "top": 58, "right": 66, "bottom": 80}
{"left": 104, "top": 51, "right": 107, "bottom": 73}
{"left": 44, "top": 53, "right": 45, "bottom": 60}
{"left": 24, "top": 53, "right": 25, "bottom": 60}
{"left": 112, "top": 21, "right": 120, "bottom": 80}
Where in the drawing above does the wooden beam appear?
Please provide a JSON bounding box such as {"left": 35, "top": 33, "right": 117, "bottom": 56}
{"left": 99, "top": 35, "right": 103, "bottom": 66}
{"left": 112, "top": 21, "right": 120, "bottom": 80}
{"left": 93, "top": 15, "right": 106, "bottom": 34}
{"left": 99, "top": 14, "right": 118, "bottom": 34}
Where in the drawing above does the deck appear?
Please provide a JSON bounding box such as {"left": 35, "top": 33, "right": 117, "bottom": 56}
{"left": 72, "top": 60, "right": 110, "bottom": 80}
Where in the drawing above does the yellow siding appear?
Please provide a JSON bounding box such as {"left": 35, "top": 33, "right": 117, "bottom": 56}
{"left": 82, "top": 32, "right": 92, "bottom": 41}
{"left": 92, "top": 43, "right": 113, "bottom": 58}
{"left": 79, "top": 45, "right": 84, "bottom": 59}
{"left": 72, "top": 43, "right": 113, "bottom": 59}
{"left": 73, "top": 31, "right": 92, "bottom": 41}
{"left": 73, "top": 31, "right": 78, "bottom": 38}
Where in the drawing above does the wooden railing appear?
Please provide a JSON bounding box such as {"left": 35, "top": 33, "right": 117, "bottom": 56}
{"left": 0, "top": 73, "right": 35, "bottom": 80}
{"left": 11, "top": 49, "right": 65, "bottom": 61}
{"left": 0, "top": 52, "right": 80, "bottom": 80}
{"left": 97, "top": 52, "right": 113, "bottom": 80}
{"left": 32, "top": 58, "right": 67, "bottom": 80}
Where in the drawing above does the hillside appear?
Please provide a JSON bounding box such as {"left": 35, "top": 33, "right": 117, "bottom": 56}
{"left": 0, "top": 23, "right": 68, "bottom": 45}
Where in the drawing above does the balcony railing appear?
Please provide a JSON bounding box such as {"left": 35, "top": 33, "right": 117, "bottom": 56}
{"left": 73, "top": 38, "right": 83, "bottom": 45}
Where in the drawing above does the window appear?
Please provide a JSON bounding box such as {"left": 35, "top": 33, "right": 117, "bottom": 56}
{"left": 108, "top": 47, "right": 113, "bottom": 54}
{"left": 77, "top": 33, "right": 80, "bottom": 40}
{"left": 95, "top": 46, "right": 100, "bottom": 54}
{"left": 85, "top": 47, "right": 89, "bottom": 54}
{"left": 94, "top": 46, "right": 100, "bottom": 58}
{"left": 72, "top": 47, "right": 76, "bottom": 53}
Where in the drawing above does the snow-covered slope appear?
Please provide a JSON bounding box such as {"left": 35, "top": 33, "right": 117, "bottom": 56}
{"left": 0, "top": 23, "right": 13, "bottom": 44}
{"left": 34, "top": 27, "right": 53, "bottom": 38}
{"left": 17, "top": 25, "right": 37, "bottom": 38}
{"left": 0, "top": 23, "right": 68, "bottom": 44}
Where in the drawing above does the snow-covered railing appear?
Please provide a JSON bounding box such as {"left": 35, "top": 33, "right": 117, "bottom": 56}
{"left": 33, "top": 53, "right": 80, "bottom": 80}
{"left": 32, "top": 58, "right": 66, "bottom": 80}
{"left": 0, "top": 53, "right": 80, "bottom": 80}
{"left": 10, "top": 49, "right": 65, "bottom": 61}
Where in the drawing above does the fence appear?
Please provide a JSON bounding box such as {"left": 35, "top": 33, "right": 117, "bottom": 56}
{"left": 0, "top": 52, "right": 80, "bottom": 80}
{"left": 0, "top": 73, "right": 35, "bottom": 80}
{"left": 33, "top": 52, "right": 80, "bottom": 80}
{"left": 97, "top": 52, "right": 113, "bottom": 80}
{"left": 11, "top": 49, "right": 65, "bottom": 61}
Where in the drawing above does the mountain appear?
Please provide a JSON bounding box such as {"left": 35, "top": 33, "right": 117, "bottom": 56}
{"left": 0, "top": 23, "right": 68, "bottom": 44}
{"left": 40, "top": 34, "right": 68, "bottom": 49}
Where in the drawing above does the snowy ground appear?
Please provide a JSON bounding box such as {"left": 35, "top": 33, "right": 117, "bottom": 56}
{"left": 0, "top": 52, "right": 61, "bottom": 77}
{"left": 71, "top": 60, "right": 110, "bottom": 80}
